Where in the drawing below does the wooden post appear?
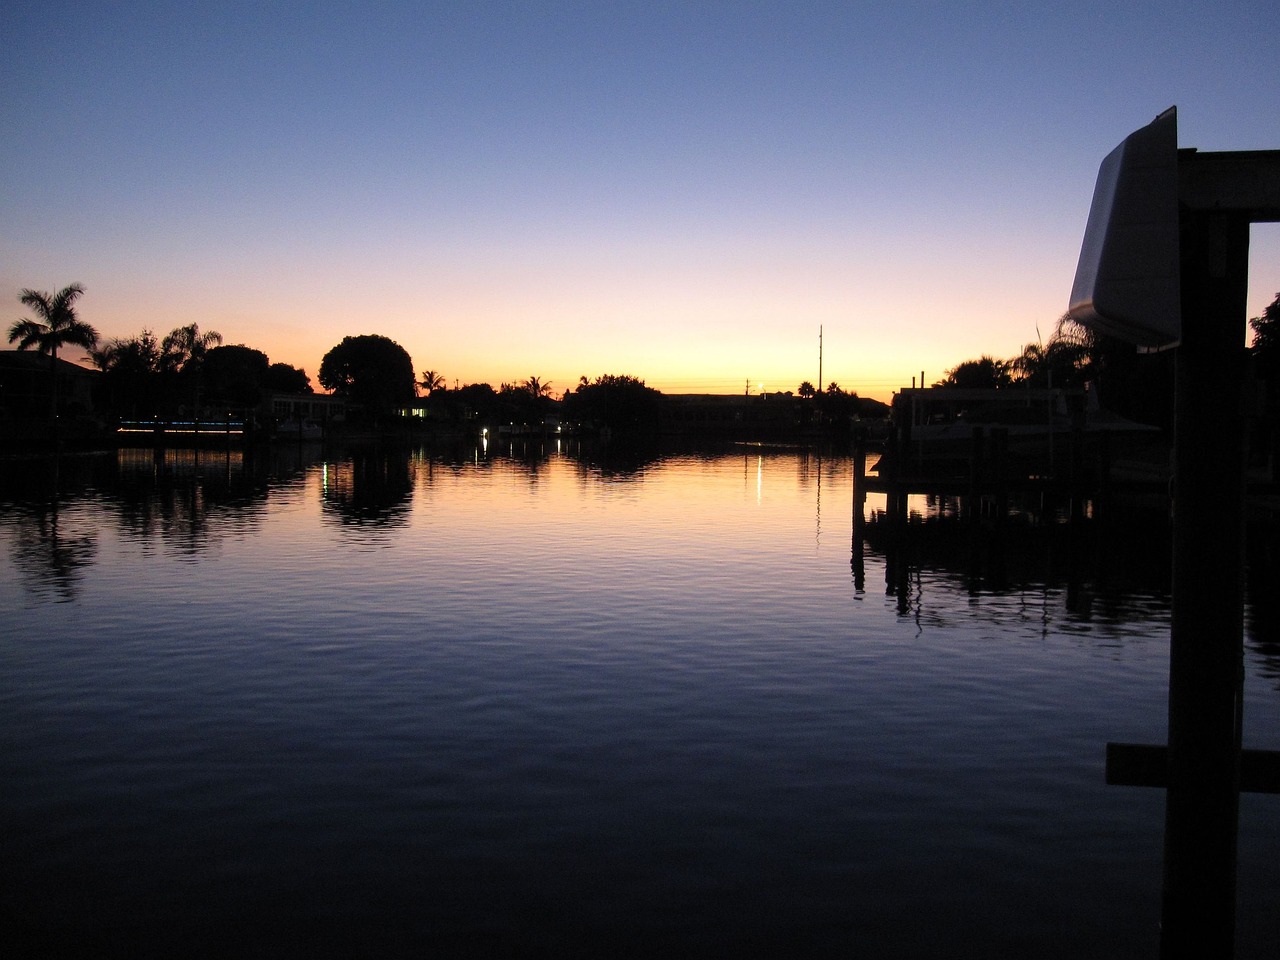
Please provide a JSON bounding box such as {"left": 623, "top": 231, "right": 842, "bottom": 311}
{"left": 852, "top": 435, "right": 866, "bottom": 590}
{"left": 1096, "top": 430, "right": 1111, "bottom": 525}
{"left": 1069, "top": 397, "right": 1086, "bottom": 526}
{"left": 989, "top": 427, "right": 1009, "bottom": 588}
{"left": 965, "top": 427, "right": 985, "bottom": 522}
{"left": 991, "top": 427, "right": 1009, "bottom": 525}
{"left": 1159, "top": 209, "right": 1250, "bottom": 959}
{"left": 881, "top": 423, "right": 909, "bottom": 603}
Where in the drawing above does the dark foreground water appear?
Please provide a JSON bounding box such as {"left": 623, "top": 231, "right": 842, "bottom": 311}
{"left": 2, "top": 443, "right": 1277, "bottom": 958}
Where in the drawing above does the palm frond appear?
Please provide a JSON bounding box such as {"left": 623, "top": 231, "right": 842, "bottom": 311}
{"left": 8, "top": 318, "right": 48, "bottom": 351}
{"left": 64, "top": 319, "right": 100, "bottom": 348}
{"left": 18, "top": 289, "right": 54, "bottom": 321}
{"left": 49, "top": 283, "right": 85, "bottom": 315}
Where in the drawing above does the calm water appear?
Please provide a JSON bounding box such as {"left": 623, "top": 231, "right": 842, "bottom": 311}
{"left": 2, "top": 443, "right": 1277, "bottom": 958}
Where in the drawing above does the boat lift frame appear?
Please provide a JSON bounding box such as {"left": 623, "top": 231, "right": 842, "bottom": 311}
{"left": 1072, "top": 108, "right": 1280, "bottom": 959}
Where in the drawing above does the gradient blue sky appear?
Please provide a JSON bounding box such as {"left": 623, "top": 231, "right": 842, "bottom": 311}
{"left": 4, "top": 1, "right": 1277, "bottom": 400}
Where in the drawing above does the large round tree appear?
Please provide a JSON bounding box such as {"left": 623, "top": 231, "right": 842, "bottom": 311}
{"left": 318, "top": 334, "right": 416, "bottom": 415}
{"left": 203, "top": 344, "right": 271, "bottom": 406}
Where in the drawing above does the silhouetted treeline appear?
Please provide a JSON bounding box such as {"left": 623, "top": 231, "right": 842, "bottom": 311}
{"left": 91, "top": 325, "right": 313, "bottom": 419}
{"left": 564, "top": 375, "right": 663, "bottom": 433}
{"left": 934, "top": 312, "right": 1176, "bottom": 430}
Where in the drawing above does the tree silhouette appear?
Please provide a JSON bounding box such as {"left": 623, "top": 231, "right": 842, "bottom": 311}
{"left": 522, "top": 375, "right": 552, "bottom": 399}
{"left": 265, "top": 362, "right": 311, "bottom": 394}
{"left": 7, "top": 283, "right": 99, "bottom": 421}
{"left": 935, "top": 355, "right": 1012, "bottom": 390}
{"left": 161, "top": 323, "right": 223, "bottom": 374}
{"left": 91, "top": 330, "right": 164, "bottom": 417}
{"left": 1251, "top": 292, "right": 1280, "bottom": 379}
{"left": 319, "top": 334, "right": 416, "bottom": 415}
{"left": 1250, "top": 293, "right": 1280, "bottom": 476}
{"left": 92, "top": 330, "right": 162, "bottom": 375}
{"left": 564, "top": 374, "right": 661, "bottom": 432}
{"left": 161, "top": 323, "right": 223, "bottom": 415}
{"left": 159, "top": 325, "right": 222, "bottom": 414}
{"left": 418, "top": 369, "right": 446, "bottom": 394}
{"left": 203, "top": 344, "right": 270, "bottom": 406}
{"left": 1010, "top": 327, "right": 1090, "bottom": 389}
{"left": 454, "top": 382, "right": 500, "bottom": 422}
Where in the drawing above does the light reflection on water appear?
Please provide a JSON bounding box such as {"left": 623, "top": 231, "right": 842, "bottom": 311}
{"left": 1, "top": 444, "right": 1277, "bottom": 958}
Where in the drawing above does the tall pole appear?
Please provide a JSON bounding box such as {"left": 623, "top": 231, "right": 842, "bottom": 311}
{"left": 1159, "top": 207, "right": 1250, "bottom": 958}
{"left": 818, "top": 325, "right": 823, "bottom": 393}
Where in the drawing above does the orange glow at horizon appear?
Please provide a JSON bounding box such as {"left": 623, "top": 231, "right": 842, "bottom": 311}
{"left": 63, "top": 227, "right": 1129, "bottom": 405}
{"left": 8, "top": 7, "right": 1278, "bottom": 409}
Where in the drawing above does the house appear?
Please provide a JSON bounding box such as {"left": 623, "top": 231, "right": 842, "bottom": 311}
{"left": 262, "top": 390, "right": 348, "bottom": 426}
{"left": 0, "top": 350, "right": 99, "bottom": 419}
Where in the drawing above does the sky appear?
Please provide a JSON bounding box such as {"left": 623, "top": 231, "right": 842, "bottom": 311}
{"left": 4, "top": 1, "right": 1277, "bottom": 401}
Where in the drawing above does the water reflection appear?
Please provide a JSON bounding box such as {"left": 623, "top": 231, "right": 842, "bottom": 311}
{"left": 3, "top": 442, "right": 1278, "bottom": 957}
{"left": 107, "top": 449, "right": 269, "bottom": 557}
{"left": 0, "top": 442, "right": 1272, "bottom": 663}
{"left": 572, "top": 439, "right": 665, "bottom": 479}
{"left": 859, "top": 492, "right": 1174, "bottom": 618}
{"left": 0, "top": 446, "right": 310, "bottom": 573}
{"left": 6, "top": 504, "right": 97, "bottom": 602}
{"left": 320, "top": 448, "right": 413, "bottom": 531}
{"left": 850, "top": 482, "right": 1280, "bottom": 689}
{"left": 1246, "top": 533, "right": 1280, "bottom": 682}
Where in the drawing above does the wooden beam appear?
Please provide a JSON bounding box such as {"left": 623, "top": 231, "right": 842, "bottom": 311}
{"left": 1107, "top": 742, "right": 1280, "bottom": 794}
{"left": 1178, "top": 149, "right": 1280, "bottom": 221}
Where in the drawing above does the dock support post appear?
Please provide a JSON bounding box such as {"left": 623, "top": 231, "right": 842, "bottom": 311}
{"left": 851, "top": 434, "right": 866, "bottom": 590}
{"left": 1159, "top": 209, "right": 1250, "bottom": 959}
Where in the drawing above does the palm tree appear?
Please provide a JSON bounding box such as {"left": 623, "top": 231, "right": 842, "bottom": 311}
{"left": 1011, "top": 341, "right": 1047, "bottom": 384}
{"left": 162, "top": 323, "right": 222, "bottom": 416}
{"left": 8, "top": 283, "right": 99, "bottom": 421}
{"left": 418, "top": 369, "right": 445, "bottom": 394}
{"left": 1012, "top": 316, "right": 1094, "bottom": 389}
{"left": 91, "top": 331, "right": 165, "bottom": 418}
{"left": 161, "top": 323, "right": 222, "bottom": 373}
{"left": 522, "top": 375, "right": 552, "bottom": 399}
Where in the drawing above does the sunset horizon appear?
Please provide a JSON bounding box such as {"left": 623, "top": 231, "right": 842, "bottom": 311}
{"left": 6, "top": 2, "right": 1277, "bottom": 406}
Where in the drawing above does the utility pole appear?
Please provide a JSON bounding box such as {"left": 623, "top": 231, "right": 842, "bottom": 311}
{"left": 818, "top": 325, "right": 823, "bottom": 393}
